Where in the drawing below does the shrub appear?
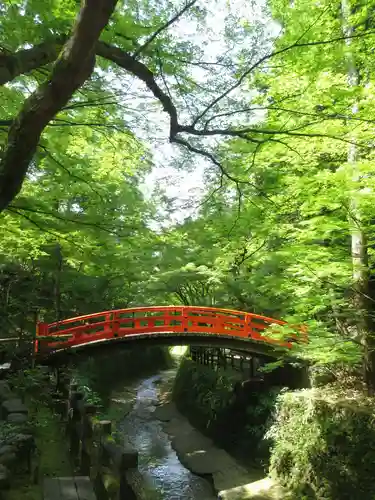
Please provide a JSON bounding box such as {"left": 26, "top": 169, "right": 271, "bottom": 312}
{"left": 172, "top": 357, "right": 236, "bottom": 428}
{"left": 172, "top": 357, "right": 281, "bottom": 466}
{"left": 267, "top": 387, "right": 375, "bottom": 499}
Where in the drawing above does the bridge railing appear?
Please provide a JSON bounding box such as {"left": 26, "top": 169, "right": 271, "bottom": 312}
{"left": 35, "top": 306, "right": 307, "bottom": 353}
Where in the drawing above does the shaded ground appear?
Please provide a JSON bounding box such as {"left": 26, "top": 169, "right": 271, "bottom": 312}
{"left": 5, "top": 404, "right": 72, "bottom": 500}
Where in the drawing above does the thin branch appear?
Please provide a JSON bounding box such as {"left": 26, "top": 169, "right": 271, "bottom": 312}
{"left": 172, "top": 136, "right": 244, "bottom": 186}
{"left": 228, "top": 188, "right": 243, "bottom": 236}
{"left": 192, "top": 29, "right": 375, "bottom": 126}
{"left": 6, "top": 207, "right": 84, "bottom": 250}
{"left": 174, "top": 57, "right": 235, "bottom": 69}
{"left": 8, "top": 204, "right": 131, "bottom": 236}
{"left": 196, "top": 173, "right": 224, "bottom": 209}
{"left": 62, "top": 99, "right": 118, "bottom": 111}
{"left": 268, "top": 106, "right": 375, "bottom": 125}
{"left": 181, "top": 123, "right": 369, "bottom": 149}
{"left": 51, "top": 118, "right": 128, "bottom": 131}
{"left": 133, "top": 0, "right": 197, "bottom": 58}
{"left": 38, "top": 145, "right": 104, "bottom": 201}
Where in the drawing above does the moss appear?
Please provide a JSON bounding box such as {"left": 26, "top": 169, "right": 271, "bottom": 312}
{"left": 267, "top": 387, "right": 375, "bottom": 499}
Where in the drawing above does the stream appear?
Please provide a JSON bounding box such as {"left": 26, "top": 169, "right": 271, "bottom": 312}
{"left": 111, "top": 368, "right": 216, "bottom": 499}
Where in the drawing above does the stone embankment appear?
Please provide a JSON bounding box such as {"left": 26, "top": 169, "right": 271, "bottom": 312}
{"left": 0, "top": 380, "right": 37, "bottom": 493}
{"left": 154, "top": 402, "right": 289, "bottom": 500}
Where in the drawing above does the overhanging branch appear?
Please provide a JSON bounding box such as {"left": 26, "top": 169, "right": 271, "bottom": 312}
{"left": 133, "top": 0, "right": 197, "bottom": 58}
{"left": 0, "top": 0, "right": 119, "bottom": 212}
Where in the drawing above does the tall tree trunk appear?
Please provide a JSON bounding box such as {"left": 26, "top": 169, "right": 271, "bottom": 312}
{"left": 341, "top": 0, "right": 375, "bottom": 393}
{"left": 54, "top": 244, "right": 63, "bottom": 322}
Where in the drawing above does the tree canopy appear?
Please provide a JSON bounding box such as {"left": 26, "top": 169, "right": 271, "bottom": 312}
{"left": 1, "top": 0, "right": 375, "bottom": 388}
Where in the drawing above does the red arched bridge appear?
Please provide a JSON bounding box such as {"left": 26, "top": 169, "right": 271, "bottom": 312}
{"left": 35, "top": 306, "right": 307, "bottom": 358}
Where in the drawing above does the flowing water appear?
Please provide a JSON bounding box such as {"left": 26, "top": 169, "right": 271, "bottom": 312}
{"left": 111, "top": 368, "right": 215, "bottom": 499}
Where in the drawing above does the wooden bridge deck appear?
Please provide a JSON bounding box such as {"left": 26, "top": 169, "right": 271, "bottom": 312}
{"left": 43, "top": 476, "right": 96, "bottom": 500}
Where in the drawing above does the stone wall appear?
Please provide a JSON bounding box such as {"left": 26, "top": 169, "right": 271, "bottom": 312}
{"left": 0, "top": 379, "right": 38, "bottom": 493}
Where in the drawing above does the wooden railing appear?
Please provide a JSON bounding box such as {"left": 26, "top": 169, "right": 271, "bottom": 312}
{"left": 52, "top": 375, "right": 143, "bottom": 499}
{"left": 36, "top": 306, "right": 307, "bottom": 354}
{"left": 190, "top": 346, "right": 262, "bottom": 377}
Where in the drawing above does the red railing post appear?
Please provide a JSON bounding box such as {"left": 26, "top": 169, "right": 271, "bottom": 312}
{"left": 182, "top": 307, "right": 188, "bottom": 333}
{"left": 105, "top": 313, "right": 111, "bottom": 336}
{"left": 34, "top": 322, "right": 40, "bottom": 356}
{"left": 112, "top": 312, "right": 119, "bottom": 337}
{"left": 35, "top": 322, "right": 49, "bottom": 354}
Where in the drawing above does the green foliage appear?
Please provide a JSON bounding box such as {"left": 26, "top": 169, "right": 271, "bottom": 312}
{"left": 73, "top": 346, "right": 172, "bottom": 408}
{"left": 9, "top": 366, "right": 49, "bottom": 401}
{"left": 0, "top": 0, "right": 374, "bottom": 382}
{"left": 267, "top": 388, "right": 375, "bottom": 499}
{"left": 0, "top": 124, "right": 159, "bottom": 333}
{"left": 173, "top": 357, "right": 281, "bottom": 466}
{"left": 173, "top": 357, "right": 237, "bottom": 427}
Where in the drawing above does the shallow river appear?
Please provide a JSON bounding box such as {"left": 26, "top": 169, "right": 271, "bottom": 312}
{"left": 112, "top": 369, "right": 216, "bottom": 499}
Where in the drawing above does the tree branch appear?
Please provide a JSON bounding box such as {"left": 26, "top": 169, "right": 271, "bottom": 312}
{"left": 95, "top": 41, "right": 179, "bottom": 137}
{"left": 0, "top": 38, "right": 66, "bottom": 85}
{"left": 133, "top": 0, "right": 197, "bottom": 58}
{"left": 8, "top": 204, "right": 132, "bottom": 236}
{"left": 6, "top": 207, "right": 84, "bottom": 249}
{"left": 38, "top": 144, "right": 105, "bottom": 201}
{"left": 191, "top": 30, "right": 375, "bottom": 126}
{"left": 2, "top": 16, "right": 375, "bottom": 211}
{"left": 0, "top": 0, "right": 119, "bottom": 212}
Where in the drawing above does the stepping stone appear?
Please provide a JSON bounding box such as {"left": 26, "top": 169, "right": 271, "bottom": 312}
{"left": 153, "top": 402, "right": 178, "bottom": 421}
{"left": 43, "top": 476, "right": 96, "bottom": 499}
{"left": 0, "top": 464, "right": 10, "bottom": 489}
{"left": 218, "top": 477, "right": 291, "bottom": 500}
{"left": 0, "top": 446, "right": 16, "bottom": 456}
{"left": 7, "top": 412, "right": 28, "bottom": 424}
{"left": 0, "top": 451, "right": 17, "bottom": 467}
{"left": 10, "top": 434, "right": 35, "bottom": 457}
{"left": 2, "top": 399, "right": 27, "bottom": 417}
{"left": 0, "top": 382, "right": 14, "bottom": 402}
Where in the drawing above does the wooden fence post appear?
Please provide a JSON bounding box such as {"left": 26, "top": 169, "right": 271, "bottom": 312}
{"left": 68, "top": 390, "right": 83, "bottom": 465}
{"left": 80, "top": 404, "right": 97, "bottom": 475}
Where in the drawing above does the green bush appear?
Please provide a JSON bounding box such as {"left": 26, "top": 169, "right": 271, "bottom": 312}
{"left": 267, "top": 387, "right": 375, "bottom": 499}
{"left": 172, "top": 357, "right": 236, "bottom": 428}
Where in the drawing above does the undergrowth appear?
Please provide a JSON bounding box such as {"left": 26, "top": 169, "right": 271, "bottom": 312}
{"left": 267, "top": 386, "right": 375, "bottom": 500}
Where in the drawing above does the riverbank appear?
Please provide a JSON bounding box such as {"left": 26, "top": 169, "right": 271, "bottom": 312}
{"left": 105, "top": 365, "right": 274, "bottom": 498}
{"left": 159, "top": 356, "right": 292, "bottom": 499}
{"left": 171, "top": 357, "right": 280, "bottom": 468}
{"left": 154, "top": 400, "right": 263, "bottom": 493}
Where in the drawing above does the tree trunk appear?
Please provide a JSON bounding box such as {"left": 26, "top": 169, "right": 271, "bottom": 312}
{"left": 54, "top": 244, "right": 63, "bottom": 323}
{"left": 0, "top": 0, "right": 118, "bottom": 212}
{"left": 341, "top": 0, "right": 375, "bottom": 393}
